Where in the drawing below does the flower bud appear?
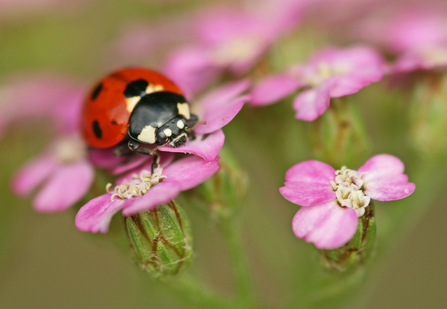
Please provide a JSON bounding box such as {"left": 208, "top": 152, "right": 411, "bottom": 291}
{"left": 124, "top": 201, "right": 193, "bottom": 278}
{"left": 191, "top": 146, "right": 248, "bottom": 221}
{"left": 321, "top": 205, "right": 376, "bottom": 271}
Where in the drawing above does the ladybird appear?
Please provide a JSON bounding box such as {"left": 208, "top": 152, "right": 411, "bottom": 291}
{"left": 81, "top": 67, "right": 198, "bottom": 155}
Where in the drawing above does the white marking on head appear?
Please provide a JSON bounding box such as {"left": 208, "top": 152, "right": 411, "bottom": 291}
{"left": 126, "top": 96, "right": 141, "bottom": 113}
{"left": 137, "top": 125, "right": 156, "bottom": 144}
{"left": 177, "top": 120, "right": 185, "bottom": 129}
{"left": 177, "top": 103, "right": 190, "bottom": 119}
{"left": 164, "top": 129, "right": 172, "bottom": 137}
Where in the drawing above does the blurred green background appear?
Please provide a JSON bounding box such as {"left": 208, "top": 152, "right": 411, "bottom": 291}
{"left": 1, "top": 0, "right": 447, "bottom": 308}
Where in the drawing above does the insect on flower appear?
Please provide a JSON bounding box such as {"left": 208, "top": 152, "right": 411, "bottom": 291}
{"left": 81, "top": 67, "right": 203, "bottom": 156}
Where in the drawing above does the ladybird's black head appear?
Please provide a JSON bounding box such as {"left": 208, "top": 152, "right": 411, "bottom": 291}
{"left": 155, "top": 115, "right": 188, "bottom": 146}
{"left": 128, "top": 91, "right": 197, "bottom": 148}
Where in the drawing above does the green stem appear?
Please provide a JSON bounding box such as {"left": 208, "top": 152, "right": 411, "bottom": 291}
{"left": 219, "top": 217, "right": 256, "bottom": 309}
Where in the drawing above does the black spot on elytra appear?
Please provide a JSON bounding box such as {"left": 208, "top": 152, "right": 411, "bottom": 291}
{"left": 91, "top": 83, "right": 103, "bottom": 100}
{"left": 111, "top": 119, "right": 118, "bottom": 125}
{"left": 123, "top": 79, "right": 149, "bottom": 98}
{"left": 92, "top": 120, "right": 102, "bottom": 139}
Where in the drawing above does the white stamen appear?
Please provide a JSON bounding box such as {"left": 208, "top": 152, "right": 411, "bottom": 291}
{"left": 108, "top": 168, "right": 167, "bottom": 201}
{"left": 331, "top": 166, "right": 370, "bottom": 217}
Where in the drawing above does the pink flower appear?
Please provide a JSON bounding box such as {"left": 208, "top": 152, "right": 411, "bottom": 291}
{"left": 12, "top": 134, "right": 94, "bottom": 212}
{"left": 250, "top": 46, "right": 384, "bottom": 121}
{"left": 389, "top": 9, "right": 447, "bottom": 72}
{"left": 350, "top": 6, "right": 447, "bottom": 72}
{"left": 156, "top": 79, "right": 251, "bottom": 161}
{"left": 0, "top": 72, "right": 85, "bottom": 139}
{"left": 75, "top": 154, "right": 220, "bottom": 233}
{"left": 280, "top": 154, "right": 415, "bottom": 250}
{"left": 164, "top": 3, "right": 301, "bottom": 94}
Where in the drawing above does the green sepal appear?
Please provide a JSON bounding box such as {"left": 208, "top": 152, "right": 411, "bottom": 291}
{"left": 321, "top": 204, "right": 376, "bottom": 272}
{"left": 124, "top": 201, "right": 193, "bottom": 279}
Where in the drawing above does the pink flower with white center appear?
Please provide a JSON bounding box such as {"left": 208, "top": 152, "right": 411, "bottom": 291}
{"left": 12, "top": 134, "right": 94, "bottom": 212}
{"left": 250, "top": 46, "right": 385, "bottom": 121}
{"left": 8, "top": 73, "right": 95, "bottom": 212}
{"left": 351, "top": 6, "right": 447, "bottom": 72}
{"left": 280, "top": 154, "right": 415, "bottom": 250}
{"left": 164, "top": 3, "right": 301, "bottom": 95}
{"left": 156, "top": 79, "right": 251, "bottom": 161}
{"left": 75, "top": 154, "right": 220, "bottom": 233}
{"left": 388, "top": 9, "right": 447, "bottom": 72}
{"left": 0, "top": 73, "right": 85, "bottom": 139}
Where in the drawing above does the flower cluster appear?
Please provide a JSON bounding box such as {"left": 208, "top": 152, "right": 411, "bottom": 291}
{"left": 250, "top": 46, "right": 384, "bottom": 120}
{"left": 280, "top": 155, "right": 415, "bottom": 249}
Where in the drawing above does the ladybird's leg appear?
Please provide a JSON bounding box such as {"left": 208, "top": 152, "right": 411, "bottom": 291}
{"left": 186, "top": 114, "right": 198, "bottom": 127}
{"left": 151, "top": 154, "right": 160, "bottom": 174}
{"left": 127, "top": 139, "right": 153, "bottom": 156}
{"left": 113, "top": 142, "right": 132, "bottom": 156}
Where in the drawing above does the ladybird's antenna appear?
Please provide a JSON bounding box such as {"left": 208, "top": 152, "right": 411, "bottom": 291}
{"left": 186, "top": 121, "right": 207, "bottom": 133}
{"left": 148, "top": 142, "right": 169, "bottom": 156}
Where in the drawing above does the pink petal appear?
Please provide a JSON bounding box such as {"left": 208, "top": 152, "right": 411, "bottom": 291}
{"left": 250, "top": 73, "right": 301, "bottom": 106}
{"left": 33, "top": 160, "right": 94, "bottom": 212}
{"left": 292, "top": 81, "right": 332, "bottom": 121}
{"left": 121, "top": 181, "right": 180, "bottom": 216}
{"left": 362, "top": 180, "right": 415, "bottom": 201}
{"left": 115, "top": 152, "right": 175, "bottom": 185}
{"left": 111, "top": 153, "right": 152, "bottom": 175}
{"left": 75, "top": 194, "right": 131, "bottom": 233}
{"left": 292, "top": 202, "right": 358, "bottom": 250}
{"left": 330, "top": 74, "right": 381, "bottom": 98}
{"left": 162, "top": 155, "right": 220, "bottom": 191}
{"left": 12, "top": 153, "right": 59, "bottom": 196}
{"left": 121, "top": 156, "right": 220, "bottom": 216}
{"left": 164, "top": 47, "right": 219, "bottom": 97}
{"left": 280, "top": 160, "right": 336, "bottom": 207}
{"left": 358, "top": 154, "right": 415, "bottom": 201}
{"left": 194, "top": 79, "right": 250, "bottom": 134}
{"left": 88, "top": 148, "right": 127, "bottom": 169}
{"left": 158, "top": 129, "right": 224, "bottom": 161}
{"left": 358, "top": 154, "right": 405, "bottom": 180}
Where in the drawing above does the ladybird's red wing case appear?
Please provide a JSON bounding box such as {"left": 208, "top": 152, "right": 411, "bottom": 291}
{"left": 81, "top": 68, "right": 184, "bottom": 148}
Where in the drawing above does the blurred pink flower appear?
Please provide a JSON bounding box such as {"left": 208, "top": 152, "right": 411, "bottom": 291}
{"left": 12, "top": 134, "right": 94, "bottom": 212}
{"left": 351, "top": 5, "right": 447, "bottom": 71}
{"left": 250, "top": 46, "right": 384, "bottom": 121}
{"left": 280, "top": 154, "right": 415, "bottom": 249}
{"left": 75, "top": 154, "right": 219, "bottom": 233}
{"left": 164, "top": 2, "right": 302, "bottom": 94}
{"left": 0, "top": 72, "right": 85, "bottom": 139}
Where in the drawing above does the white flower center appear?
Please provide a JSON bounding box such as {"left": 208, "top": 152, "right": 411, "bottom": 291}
{"left": 210, "top": 36, "right": 264, "bottom": 67}
{"left": 53, "top": 135, "right": 86, "bottom": 164}
{"left": 330, "top": 166, "right": 370, "bottom": 217}
{"left": 107, "top": 168, "right": 167, "bottom": 201}
{"left": 303, "top": 61, "right": 351, "bottom": 87}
